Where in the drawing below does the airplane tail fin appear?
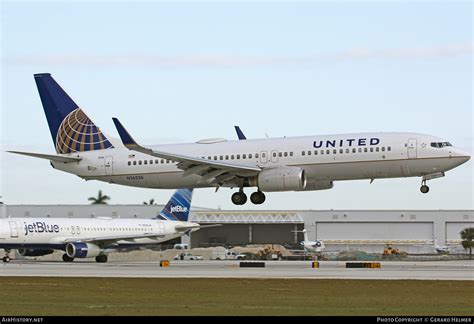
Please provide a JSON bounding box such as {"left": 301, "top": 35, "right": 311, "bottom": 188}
{"left": 34, "top": 73, "right": 114, "bottom": 154}
{"left": 156, "top": 189, "right": 193, "bottom": 221}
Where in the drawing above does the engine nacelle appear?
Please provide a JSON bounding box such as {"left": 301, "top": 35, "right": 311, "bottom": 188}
{"left": 66, "top": 242, "right": 102, "bottom": 259}
{"left": 257, "top": 167, "right": 307, "bottom": 192}
{"left": 297, "top": 180, "right": 334, "bottom": 191}
{"left": 18, "top": 249, "right": 54, "bottom": 257}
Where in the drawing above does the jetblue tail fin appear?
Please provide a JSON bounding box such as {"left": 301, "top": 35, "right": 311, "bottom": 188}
{"left": 156, "top": 189, "right": 193, "bottom": 221}
{"left": 34, "top": 73, "right": 113, "bottom": 154}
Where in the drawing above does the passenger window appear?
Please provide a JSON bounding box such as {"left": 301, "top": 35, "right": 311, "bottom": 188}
{"left": 225, "top": 155, "right": 229, "bottom": 160}
{"left": 314, "top": 151, "right": 318, "bottom": 155}
{"left": 302, "top": 151, "right": 306, "bottom": 156}
{"left": 207, "top": 156, "right": 211, "bottom": 160}
{"left": 231, "top": 155, "right": 235, "bottom": 159}
{"left": 364, "top": 148, "right": 368, "bottom": 152}
{"left": 243, "top": 154, "right": 247, "bottom": 159}
{"left": 290, "top": 152, "right": 293, "bottom": 157}
{"left": 339, "top": 149, "right": 343, "bottom": 154}
{"left": 370, "top": 148, "right": 374, "bottom": 152}
{"left": 133, "top": 161, "right": 137, "bottom": 166}
{"left": 376, "top": 147, "right": 379, "bottom": 152}
{"left": 333, "top": 149, "right": 337, "bottom": 154}
{"left": 255, "top": 154, "right": 259, "bottom": 159}
{"left": 249, "top": 154, "right": 253, "bottom": 159}
{"left": 166, "top": 160, "right": 170, "bottom": 163}
{"left": 321, "top": 150, "right": 325, "bottom": 155}
{"left": 273, "top": 152, "right": 277, "bottom": 158}
{"left": 279, "top": 152, "right": 283, "bottom": 157}
{"left": 352, "top": 148, "right": 356, "bottom": 153}
{"left": 381, "top": 147, "right": 385, "bottom": 152}
{"left": 144, "top": 160, "right": 148, "bottom": 165}
{"left": 346, "top": 149, "right": 349, "bottom": 154}
{"left": 237, "top": 154, "right": 241, "bottom": 159}
{"left": 326, "top": 150, "right": 330, "bottom": 154}
{"left": 128, "top": 161, "right": 131, "bottom": 166}
{"left": 138, "top": 161, "right": 142, "bottom": 165}
{"left": 155, "top": 160, "right": 159, "bottom": 164}
{"left": 161, "top": 159, "right": 165, "bottom": 164}
{"left": 220, "top": 156, "right": 223, "bottom": 160}
{"left": 284, "top": 152, "right": 288, "bottom": 157}
{"left": 214, "top": 156, "right": 217, "bottom": 160}
{"left": 388, "top": 147, "right": 391, "bottom": 151}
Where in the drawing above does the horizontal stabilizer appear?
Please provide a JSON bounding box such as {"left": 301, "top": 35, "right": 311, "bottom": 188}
{"left": 7, "top": 151, "right": 82, "bottom": 163}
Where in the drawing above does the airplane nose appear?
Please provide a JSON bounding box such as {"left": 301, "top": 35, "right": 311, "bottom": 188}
{"left": 453, "top": 149, "right": 471, "bottom": 165}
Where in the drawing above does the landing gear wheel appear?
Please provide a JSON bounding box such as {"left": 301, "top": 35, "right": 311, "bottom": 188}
{"left": 250, "top": 191, "right": 266, "bottom": 205}
{"left": 95, "top": 255, "right": 108, "bottom": 263}
{"left": 2, "top": 256, "right": 10, "bottom": 263}
{"left": 231, "top": 192, "right": 247, "bottom": 205}
{"left": 420, "top": 185, "right": 430, "bottom": 194}
{"left": 62, "top": 254, "right": 74, "bottom": 262}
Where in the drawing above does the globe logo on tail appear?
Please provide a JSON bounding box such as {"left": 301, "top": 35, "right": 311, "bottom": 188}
{"left": 55, "top": 108, "right": 113, "bottom": 154}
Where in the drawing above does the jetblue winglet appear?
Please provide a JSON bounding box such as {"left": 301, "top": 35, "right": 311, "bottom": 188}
{"left": 112, "top": 118, "right": 138, "bottom": 147}
{"left": 156, "top": 189, "right": 194, "bottom": 221}
{"left": 234, "top": 126, "right": 247, "bottom": 140}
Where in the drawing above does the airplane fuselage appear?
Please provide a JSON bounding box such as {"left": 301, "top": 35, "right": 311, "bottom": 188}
{"left": 52, "top": 132, "right": 470, "bottom": 190}
{"left": 0, "top": 218, "right": 195, "bottom": 251}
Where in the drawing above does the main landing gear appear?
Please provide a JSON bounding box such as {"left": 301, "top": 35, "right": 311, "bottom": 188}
{"left": 2, "top": 249, "right": 11, "bottom": 263}
{"left": 231, "top": 190, "right": 266, "bottom": 205}
{"left": 62, "top": 254, "right": 74, "bottom": 262}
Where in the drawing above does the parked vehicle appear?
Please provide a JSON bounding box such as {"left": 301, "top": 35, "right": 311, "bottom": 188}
{"left": 173, "top": 252, "right": 203, "bottom": 260}
{"left": 211, "top": 249, "right": 246, "bottom": 260}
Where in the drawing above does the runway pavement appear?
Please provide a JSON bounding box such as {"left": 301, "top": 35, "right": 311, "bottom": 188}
{"left": 0, "top": 260, "right": 472, "bottom": 280}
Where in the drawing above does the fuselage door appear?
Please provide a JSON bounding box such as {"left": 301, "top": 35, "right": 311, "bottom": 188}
{"left": 407, "top": 138, "right": 417, "bottom": 159}
{"left": 260, "top": 151, "right": 268, "bottom": 164}
{"left": 105, "top": 156, "right": 114, "bottom": 176}
{"left": 9, "top": 221, "right": 18, "bottom": 238}
{"left": 271, "top": 150, "right": 279, "bottom": 163}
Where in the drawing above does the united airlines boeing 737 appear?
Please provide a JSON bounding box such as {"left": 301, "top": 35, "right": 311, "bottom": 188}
{"left": 0, "top": 189, "right": 199, "bottom": 263}
{"left": 8, "top": 74, "right": 471, "bottom": 205}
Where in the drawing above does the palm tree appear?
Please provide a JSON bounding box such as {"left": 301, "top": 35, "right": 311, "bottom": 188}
{"left": 88, "top": 190, "right": 110, "bottom": 205}
{"left": 143, "top": 199, "right": 156, "bottom": 205}
{"left": 460, "top": 227, "right": 474, "bottom": 260}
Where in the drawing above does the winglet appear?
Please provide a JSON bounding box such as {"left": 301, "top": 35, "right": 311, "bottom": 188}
{"left": 112, "top": 118, "right": 138, "bottom": 147}
{"left": 234, "top": 126, "right": 247, "bottom": 140}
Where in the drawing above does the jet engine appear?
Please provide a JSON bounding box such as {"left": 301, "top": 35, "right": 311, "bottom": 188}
{"left": 66, "top": 242, "right": 102, "bottom": 258}
{"left": 256, "top": 167, "right": 307, "bottom": 192}
{"left": 18, "top": 249, "right": 54, "bottom": 257}
{"left": 297, "top": 180, "right": 334, "bottom": 191}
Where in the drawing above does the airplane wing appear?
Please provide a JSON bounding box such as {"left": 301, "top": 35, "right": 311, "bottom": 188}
{"left": 7, "top": 151, "right": 82, "bottom": 163}
{"left": 112, "top": 118, "right": 261, "bottom": 186}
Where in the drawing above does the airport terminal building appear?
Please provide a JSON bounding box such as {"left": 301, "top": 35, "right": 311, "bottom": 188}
{"left": 2, "top": 204, "right": 472, "bottom": 254}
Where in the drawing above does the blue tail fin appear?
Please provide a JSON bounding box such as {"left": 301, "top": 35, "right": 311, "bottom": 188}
{"left": 156, "top": 189, "right": 193, "bottom": 221}
{"left": 34, "top": 73, "right": 113, "bottom": 154}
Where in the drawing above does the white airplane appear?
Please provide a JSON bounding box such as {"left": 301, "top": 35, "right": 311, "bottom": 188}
{"left": 8, "top": 74, "right": 471, "bottom": 205}
{"left": 0, "top": 189, "right": 200, "bottom": 263}
{"left": 300, "top": 229, "right": 325, "bottom": 253}
{"left": 433, "top": 239, "right": 450, "bottom": 254}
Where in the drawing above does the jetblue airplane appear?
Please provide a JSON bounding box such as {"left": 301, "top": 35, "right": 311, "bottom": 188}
{"left": 0, "top": 189, "right": 199, "bottom": 263}
{"left": 8, "top": 74, "right": 471, "bottom": 205}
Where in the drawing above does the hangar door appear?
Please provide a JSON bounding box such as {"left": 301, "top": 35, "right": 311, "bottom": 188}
{"left": 315, "top": 222, "right": 433, "bottom": 241}
{"left": 446, "top": 222, "right": 474, "bottom": 242}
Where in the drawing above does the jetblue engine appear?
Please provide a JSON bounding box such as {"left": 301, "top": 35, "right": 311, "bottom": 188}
{"left": 18, "top": 249, "right": 54, "bottom": 257}
{"left": 66, "top": 242, "right": 102, "bottom": 259}
{"left": 256, "top": 167, "right": 307, "bottom": 192}
{"left": 297, "top": 180, "right": 334, "bottom": 191}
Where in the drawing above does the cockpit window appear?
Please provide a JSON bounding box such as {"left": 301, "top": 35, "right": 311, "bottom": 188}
{"left": 430, "top": 142, "right": 452, "bottom": 148}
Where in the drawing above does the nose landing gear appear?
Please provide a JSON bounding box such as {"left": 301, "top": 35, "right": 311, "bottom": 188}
{"left": 2, "top": 249, "right": 11, "bottom": 263}
{"left": 420, "top": 179, "right": 430, "bottom": 194}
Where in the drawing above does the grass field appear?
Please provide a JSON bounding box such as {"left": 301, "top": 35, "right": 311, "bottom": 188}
{"left": 0, "top": 277, "right": 472, "bottom": 316}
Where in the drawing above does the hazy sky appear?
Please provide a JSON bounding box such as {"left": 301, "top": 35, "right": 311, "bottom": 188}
{"left": 1, "top": 1, "right": 472, "bottom": 210}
